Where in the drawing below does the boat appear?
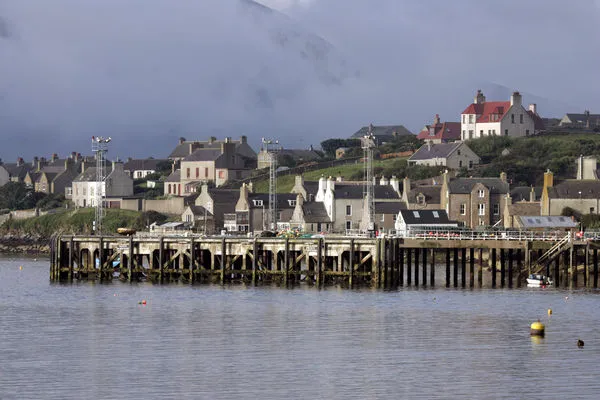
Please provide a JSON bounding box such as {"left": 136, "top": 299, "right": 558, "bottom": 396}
{"left": 527, "top": 274, "right": 553, "bottom": 287}
{"left": 117, "top": 227, "right": 137, "bottom": 236}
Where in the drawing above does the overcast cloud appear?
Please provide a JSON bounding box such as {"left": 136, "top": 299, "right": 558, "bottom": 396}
{"left": 1, "top": 0, "right": 599, "bottom": 160}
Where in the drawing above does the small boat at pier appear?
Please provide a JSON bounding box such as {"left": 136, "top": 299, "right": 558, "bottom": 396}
{"left": 527, "top": 274, "right": 553, "bottom": 287}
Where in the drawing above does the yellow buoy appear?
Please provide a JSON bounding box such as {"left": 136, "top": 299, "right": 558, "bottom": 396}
{"left": 530, "top": 320, "right": 545, "bottom": 336}
{"left": 548, "top": 308, "right": 552, "bottom": 316}
{"left": 19, "top": 266, "right": 23, "bottom": 270}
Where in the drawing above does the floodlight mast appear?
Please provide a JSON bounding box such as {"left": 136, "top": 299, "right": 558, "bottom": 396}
{"left": 262, "top": 137, "right": 280, "bottom": 231}
{"left": 362, "top": 125, "right": 376, "bottom": 233}
{"left": 91, "top": 136, "right": 111, "bottom": 235}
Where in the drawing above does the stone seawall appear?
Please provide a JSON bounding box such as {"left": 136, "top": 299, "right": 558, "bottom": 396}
{"left": 0, "top": 234, "right": 50, "bottom": 254}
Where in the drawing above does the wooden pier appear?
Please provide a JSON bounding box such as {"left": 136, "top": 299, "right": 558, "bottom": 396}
{"left": 49, "top": 235, "right": 600, "bottom": 288}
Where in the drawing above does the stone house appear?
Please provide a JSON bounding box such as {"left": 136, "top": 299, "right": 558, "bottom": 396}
{"left": 503, "top": 196, "right": 541, "bottom": 229}
{"left": 559, "top": 111, "right": 600, "bottom": 130}
{"left": 460, "top": 90, "right": 537, "bottom": 140}
{"left": 189, "top": 184, "right": 238, "bottom": 234}
{"left": 181, "top": 205, "right": 214, "bottom": 233}
{"left": 289, "top": 193, "right": 332, "bottom": 233}
{"left": 394, "top": 209, "right": 457, "bottom": 235}
{"left": 408, "top": 142, "right": 480, "bottom": 170}
{"left": 440, "top": 172, "right": 510, "bottom": 228}
{"left": 71, "top": 162, "right": 133, "bottom": 208}
{"left": 400, "top": 177, "right": 442, "bottom": 210}
{"left": 0, "top": 157, "right": 35, "bottom": 186}
{"left": 416, "top": 114, "right": 461, "bottom": 143}
{"left": 168, "top": 136, "right": 257, "bottom": 162}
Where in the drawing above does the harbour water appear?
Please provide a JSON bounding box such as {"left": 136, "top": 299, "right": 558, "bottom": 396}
{"left": 1, "top": 256, "right": 600, "bottom": 399}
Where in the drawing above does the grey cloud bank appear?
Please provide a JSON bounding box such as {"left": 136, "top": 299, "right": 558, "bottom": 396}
{"left": 0, "top": 0, "right": 599, "bottom": 160}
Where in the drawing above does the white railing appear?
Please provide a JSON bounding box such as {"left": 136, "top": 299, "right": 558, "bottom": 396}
{"left": 383, "top": 229, "right": 577, "bottom": 241}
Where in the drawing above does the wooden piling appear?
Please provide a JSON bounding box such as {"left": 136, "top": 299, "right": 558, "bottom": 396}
{"left": 516, "top": 248, "right": 522, "bottom": 288}
{"left": 316, "top": 239, "right": 322, "bottom": 287}
{"left": 252, "top": 240, "right": 258, "bottom": 285}
{"left": 372, "top": 238, "right": 380, "bottom": 288}
{"left": 414, "top": 247, "right": 419, "bottom": 287}
{"left": 430, "top": 248, "right": 435, "bottom": 287}
{"left": 406, "top": 248, "right": 412, "bottom": 286}
{"left": 98, "top": 237, "right": 104, "bottom": 283}
{"left": 399, "top": 247, "right": 404, "bottom": 286}
{"left": 349, "top": 239, "right": 354, "bottom": 288}
{"left": 159, "top": 237, "right": 164, "bottom": 284}
{"left": 571, "top": 246, "right": 577, "bottom": 287}
{"left": 508, "top": 249, "right": 513, "bottom": 288}
{"left": 500, "top": 249, "right": 506, "bottom": 288}
{"left": 594, "top": 248, "right": 598, "bottom": 288}
{"left": 128, "top": 235, "right": 133, "bottom": 283}
{"left": 478, "top": 248, "right": 483, "bottom": 287}
{"left": 190, "top": 238, "right": 195, "bottom": 283}
{"left": 422, "top": 246, "right": 427, "bottom": 287}
{"left": 584, "top": 244, "right": 589, "bottom": 288}
{"left": 284, "top": 238, "right": 289, "bottom": 286}
{"left": 554, "top": 253, "right": 560, "bottom": 287}
{"left": 220, "top": 237, "right": 226, "bottom": 284}
{"left": 453, "top": 248, "right": 458, "bottom": 288}
{"left": 68, "top": 236, "right": 74, "bottom": 283}
{"left": 445, "top": 248, "right": 451, "bottom": 288}
{"left": 491, "top": 248, "right": 497, "bottom": 288}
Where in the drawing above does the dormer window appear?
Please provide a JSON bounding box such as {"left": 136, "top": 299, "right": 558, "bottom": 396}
{"left": 288, "top": 200, "right": 296, "bottom": 207}
{"left": 429, "top": 127, "right": 435, "bottom": 136}
{"left": 253, "top": 199, "right": 263, "bottom": 207}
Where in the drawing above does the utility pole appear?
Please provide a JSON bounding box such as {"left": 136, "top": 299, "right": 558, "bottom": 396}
{"left": 262, "top": 137, "right": 281, "bottom": 231}
{"left": 91, "top": 136, "right": 111, "bottom": 235}
{"left": 362, "top": 125, "right": 376, "bottom": 234}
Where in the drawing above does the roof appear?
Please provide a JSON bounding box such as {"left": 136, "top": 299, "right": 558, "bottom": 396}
{"left": 169, "top": 139, "right": 257, "bottom": 160}
{"left": 277, "top": 149, "right": 323, "bottom": 162}
{"left": 73, "top": 167, "right": 99, "bottom": 182}
{"left": 123, "top": 158, "right": 167, "bottom": 172}
{"left": 184, "top": 149, "right": 223, "bottom": 162}
{"left": 186, "top": 205, "right": 212, "bottom": 216}
{"left": 207, "top": 189, "right": 238, "bottom": 206}
{"left": 563, "top": 113, "right": 600, "bottom": 125}
{"left": 516, "top": 215, "right": 577, "bottom": 229}
{"left": 510, "top": 186, "right": 542, "bottom": 202}
{"left": 1, "top": 162, "right": 35, "bottom": 179}
{"left": 548, "top": 180, "right": 600, "bottom": 199}
{"left": 351, "top": 125, "right": 413, "bottom": 142}
{"left": 416, "top": 122, "right": 461, "bottom": 141}
{"left": 448, "top": 178, "right": 510, "bottom": 195}
{"left": 527, "top": 110, "right": 545, "bottom": 131}
{"left": 249, "top": 193, "right": 297, "bottom": 209}
{"left": 375, "top": 201, "right": 405, "bottom": 214}
{"left": 302, "top": 202, "right": 331, "bottom": 223}
{"left": 407, "top": 186, "right": 441, "bottom": 204}
{"left": 508, "top": 202, "right": 541, "bottom": 216}
{"left": 333, "top": 184, "right": 400, "bottom": 200}
{"left": 461, "top": 101, "right": 511, "bottom": 123}
{"left": 409, "top": 142, "right": 462, "bottom": 161}
{"left": 165, "top": 170, "right": 181, "bottom": 182}
{"left": 398, "top": 209, "right": 455, "bottom": 225}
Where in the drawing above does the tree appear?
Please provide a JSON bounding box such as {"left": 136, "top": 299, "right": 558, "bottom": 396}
{"left": 0, "top": 182, "right": 45, "bottom": 210}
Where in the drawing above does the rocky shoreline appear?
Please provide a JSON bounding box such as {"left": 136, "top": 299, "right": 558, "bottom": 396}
{"left": 0, "top": 234, "right": 50, "bottom": 254}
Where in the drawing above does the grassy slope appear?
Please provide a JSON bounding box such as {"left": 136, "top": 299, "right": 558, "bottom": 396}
{"left": 253, "top": 158, "right": 403, "bottom": 193}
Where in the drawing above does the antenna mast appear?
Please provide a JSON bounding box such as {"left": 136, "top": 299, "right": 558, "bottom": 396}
{"left": 91, "top": 136, "right": 111, "bottom": 235}
{"left": 362, "top": 125, "right": 376, "bottom": 232}
{"left": 262, "top": 137, "right": 280, "bottom": 231}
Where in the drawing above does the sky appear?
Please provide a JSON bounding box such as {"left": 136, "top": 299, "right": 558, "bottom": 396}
{"left": 1, "top": 0, "right": 599, "bottom": 161}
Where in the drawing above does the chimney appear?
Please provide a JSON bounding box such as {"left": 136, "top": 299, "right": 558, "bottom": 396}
{"left": 433, "top": 114, "right": 440, "bottom": 125}
{"left": 427, "top": 141, "right": 432, "bottom": 152}
{"left": 76, "top": 153, "right": 82, "bottom": 161}
{"left": 201, "top": 183, "right": 208, "bottom": 195}
{"left": 390, "top": 176, "right": 400, "bottom": 193}
{"left": 225, "top": 137, "right": 231, "bottom": 143}
{"left": 209, "top": 136, "right": 216, "bottom": 144}
{"left": 296, "top": 192, "right": 304, "bottom": 207}
{"left": 510, "top": 91, "right": 522, "bottom": 107}
{"left": 380, "top": 176, "right": 389, "bottom": 186}
{"left": 235, "top": 183, "right": 250, "bottom": 211}
{"left": 543, "top": 169, "right": 554, "bottom": 189}
{"left": 309, "top": 144, "right": 314, "bottom": 151}
{"left": 295, "top": 175, "right": 304, "bottom": 188}
{"left": 127, "top": 157, "right": 133, "bottom": 162}
{"left": 336, "top": 175, "right": 343, "bottom": 182}
{"left": 402, "top": 177, "right": 411, "bottom": 198}
{"left": 326, "top": 176, "right": 335, "bottom": 192}
{"left": 474, "top": 89, "right": 486, "bottom": 104}
{"left": 500, "top": 172, "right": 507, "bottom": 183}
{"left": 70, "top": 151, "right": 76, "bottom": 159}
{"left": 32, "top": 156, "right": 38, "bottom": 167}
{"left": 530, "top": 186, "right": 536, "bottom": 202}
{"left": 51, "top": 153, "right": 58, "bottom": 162}
{"left": 16, "top": 157, "right": 23, "bottom": 166}
{"left": 247, "top": 181, "right": 254, "bottom": 193}
{"left": 316, "top": 175, "right": 326, "bottom": 201}
{"left": 172, "top": 161, "right": 176, "bottom": 174}
{"left": 240, "top": 135, "right": 247, "bottom": 144}
{"left": 528, "top": 104, "right": 537, "bottom": 115}
{"left": 179, "top": 137, "right": 186, "bottom": 145}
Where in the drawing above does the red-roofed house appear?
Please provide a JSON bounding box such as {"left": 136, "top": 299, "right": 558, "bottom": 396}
{"left": 460, "top": 90, "right": 536, "bottom": 140}
{"left": 416, "top": 114, "right": 461, "bottom": 143}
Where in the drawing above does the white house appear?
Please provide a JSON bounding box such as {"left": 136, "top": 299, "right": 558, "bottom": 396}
{"left": 394, "top": 209, "right": 458, "bottom": 236}
{"left": 460, "top": 90, "right": 536, "bottom": 140}
{"left": 71, "top": 162, "right": 134, "bottom": 207}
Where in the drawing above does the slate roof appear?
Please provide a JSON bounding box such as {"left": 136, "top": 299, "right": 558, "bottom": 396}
{"left": 302, "top": 202, "right": 331, "bottom": 223}
{"left": 123, "top": 158, "right": 167, "bottom": 172}
{"left": 184, "top": 149, "right": 223, "bottom": 162}
{"left": 448, "top": 178, "right": 510, "bottom": 195}
{"left": 527, "top": 110, "right": 546, "bottom": 131}
{"left": 407, "top": 186, "right": 441, "bottom": 204}
{"left": 563, "top": 113, "right": 600, "bottom": 126}
{"left": 249, "top": 193, "right": 297, "bottom": 209}
{"left": 1, "top": 163, "right": 34, "bottom": 180}
{"left": 187, "top": 205, "right": 212, "bottom": 216}
{"left": 333, "top": 184, "right": 400, "bottom": 200}
{"left": 375, "top": 201, "right": 405, "bottom": 214}
{"left": 165, "top": 170, "right": 181, "bottom": 182}
{"left": 169, "top": 139, "right": 257, "bottom": 160}
{"left": 73, "top": 167, "right": 99, "bottom": 182}
{"left": 548, "top": 180, "right": 600, "bottom": 199}
{"left": 517, "top": 215, "right": 577, "bottom": 229}
{"left": 409, "top": 142, "right": 462, "bottom": 161}
{"left": 351, "top": 125, "right": 413, "bottom": 142}
{"left": 416, "top": 122, "right": 461, "bottom": 141}
{"left": 277, "top": 149, "right": 323, "bottom": 162}
{"left": 510, "top": 186, "right": 542, "bottom": 202}
{"left": 461, "top": 101, "right": 510, "bottom": 123}
{"left": 398, "top": 209, "right": 455, "bottom": 225}
{"left": 508, "top": 202, "right": 541, "bottom": 216}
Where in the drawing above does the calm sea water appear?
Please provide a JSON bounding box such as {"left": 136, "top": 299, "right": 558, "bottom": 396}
{"left": 1, "top": 256, "right": 600, "bottom": 400}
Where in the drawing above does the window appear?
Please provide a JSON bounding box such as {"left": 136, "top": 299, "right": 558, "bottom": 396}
{"left": 520, "top": 114, "right": 523, "bottom": 124}
{"left": 459, "top": 160, "right": 463, "bottom": 168}
{"left": 346, "top": 205, "right": 352, "bottom": 216}
{"left": 432, "top": 211, "right": 439, "bottom": 218}
{"left": 504, "top": 129, "right": 509, "bottom": 136}
{"left": 393, "top": 214, "right": 397, "bottom": 222}
{"left": 480, "top": 130, "right": 483, "bottom": 135}
{"left": 462, "top": 115, "right": 466, "bottom": 123}
{"left": 413, "top": 211, "right": 420, "bottom": 218}
{"left": 488, "top": 130, "right": 491, "bottom": 135}
{"left": 417, "top": 194, "right": 425, "bottom": 205}
{"left": 289, "top": 200, "right": 296, "bottom": 207}
{"left": 492, "top": 129, "right": 496, "bottom": 135}
{"left": 457, "top": 150, "right": 461, "bottom": 155}
{"left": 469, "top": 115, "right": 474, "bottom": 123}
{"left": 218, "top": 170, "right": 225, "bottom": 179}
{"left": 478, "top": 189, "right": 485, "bottom": 198}
{"left": 186, "top": 168, "right": 190, "bottom": 178}
{"left": 195, "top": 167, "right": 199, "bottom": 178}
{"left": 526, "top": 130, "right": 530, "bottom": 136}
{"left": 511, "top": 114, "right": 515, "bottom": 124}
{"left": 479, "top": 218, "right": 485, "bottom": 226}
{"left": 590, "top": 207, "right": 595, "bottom": 214}
{"left": 462, "top": 130, "right": 466, "bottom": 137}
{"left": 460, "top": 204, "right": 466, "bottom": 215}
{"left": 204, "top": 167, "right": 208, "bottom": 177}
{"left": 253, "top": 199, "right": 263, "bottom": 206}
{"left": 468, "top": 130, "right": 473, "bottom": 139}
{"left": 478, "top": 203, "right": 485, "bottom": 216}
{"left": 469, "top": 160, "right": 473, "bottom": 168}
{"left": 493, "top": 204, "right": 499, "bottom": 215}
{"left": 381, "top": 214, "right": 385, "bottom": 222}
{"left": 346, "top": 221, "right": 352, "bottom": 230}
